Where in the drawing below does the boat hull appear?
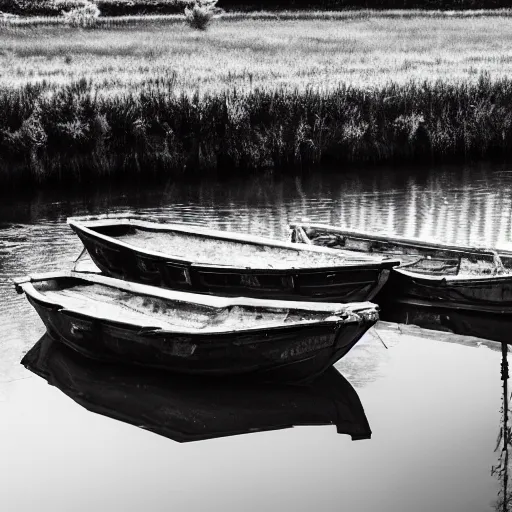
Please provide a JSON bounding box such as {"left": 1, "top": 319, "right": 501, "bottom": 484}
{"left": 385, "top": 268, "right": 512, "bottom": 308}
{"left": 68, "top": 217, "right": 397, "bottom": 303}
{"left": 27, "top": 294, "right": 375, "bottom": 383}
{"left": 22, "top": 334, "right": 372, "bottom": 442}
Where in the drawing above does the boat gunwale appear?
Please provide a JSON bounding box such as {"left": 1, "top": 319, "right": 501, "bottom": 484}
{"left": 15, "top": 271, "right": 377, "bottom": 335}
{"left": 290, "top": 221, "right": 512, "bottom": 260}
{"left": 67, "top": 215, "right": 401, "bottom": 270}
{"left": 395, "top": 267, "right": 512, "bottom": 282}
{"left": 16, "top": 270, "right": 376, "bottom": 313}
{"left": 23, "top": 284, "right": 360, "bottom": 336}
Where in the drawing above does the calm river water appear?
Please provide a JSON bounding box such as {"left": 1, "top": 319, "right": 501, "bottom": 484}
{"left": 1, "top": 162, "right": 512, "bottom": 512}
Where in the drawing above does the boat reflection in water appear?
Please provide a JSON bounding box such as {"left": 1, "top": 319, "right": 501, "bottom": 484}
{"left": 21, "top": 334, "right": 372, "bottom": 443}
{"left": 379, "top": 301, "right": 512, "bottom": 345}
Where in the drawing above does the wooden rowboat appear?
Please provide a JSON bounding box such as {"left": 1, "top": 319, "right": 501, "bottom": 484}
{"left": 290, "top": 222, "right": 512, "bottom": 343}
{"left": 14, "top": 271, "right": 379, "bottom": 382}
{"left": 22, "top": 334, "right": 372, "bottom": 442}
{"left": 67, "top": 215, "right": 400, "bottom": 303}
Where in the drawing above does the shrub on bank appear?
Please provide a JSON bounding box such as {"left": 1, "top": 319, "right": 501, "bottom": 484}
{"left": 185, "top": 0, "right": 218, "bottom": 29}
{"left": 62, "top": 0, "right": 100, "bottom": 26}
{"left": 98, "top": 0, "right": 190, "bottom": 16}
{"left": 0, "top": 0, "right": 89, "bottom": 16}
{"left": 1, "top": 75, "right": 512, "bottom": 187}
{"left": 0, "top": 0, "right": 191, "bottom": 16}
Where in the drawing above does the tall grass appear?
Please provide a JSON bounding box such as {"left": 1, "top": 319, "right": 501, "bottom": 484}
{"left": 1, "top": 75, "right": 512, "bottom": 188}
{"left": 3, "top": 16, "right": 512, "bottom": 94}
{"left": 1, "top": 16, "right": 512, "bottom": 188}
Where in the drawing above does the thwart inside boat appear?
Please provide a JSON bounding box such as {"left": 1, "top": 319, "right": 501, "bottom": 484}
{"left": 93, "top": 224, "right": 379, "bottom": 269}
{"left": 32, "top": 278, "right": 347, "bottom": 332}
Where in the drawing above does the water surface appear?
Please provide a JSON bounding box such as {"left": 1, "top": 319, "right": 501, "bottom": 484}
{"left": 1, "top": 162, "right": 511, "bottom": 511}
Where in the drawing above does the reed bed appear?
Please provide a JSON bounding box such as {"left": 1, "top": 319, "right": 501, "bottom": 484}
{"left": 2, "top": 15, "right": 512, "bottom": 187}
{"left": 2, "top": 75, "right": 512, "bottom": 187}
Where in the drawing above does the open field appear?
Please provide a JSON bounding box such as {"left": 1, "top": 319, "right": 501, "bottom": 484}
{"left": 2, "top": 12, "right": 512, "bottom": 187}
{"left": 1, "top": 13, "right": 512, "bottom": 94}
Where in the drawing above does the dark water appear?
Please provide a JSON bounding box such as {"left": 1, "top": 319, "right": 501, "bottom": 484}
{"left": 2, "top": 162, "right": 512, "bottom": 511}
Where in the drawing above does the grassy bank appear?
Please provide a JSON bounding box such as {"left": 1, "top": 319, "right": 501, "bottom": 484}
{"left": 2, "top": 16, "right": 512, "bottom": 92}
{"left": 1, "top": 15, "right": 512, "bottom": 187}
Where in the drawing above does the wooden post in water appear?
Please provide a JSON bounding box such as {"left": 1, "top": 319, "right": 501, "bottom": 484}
{"left": 502, "top": 342, "right": 509, "bottom": 512}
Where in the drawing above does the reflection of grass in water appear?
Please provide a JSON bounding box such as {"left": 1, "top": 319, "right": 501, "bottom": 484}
{"left": 493, "top": 344, "right": 511, "bottom": 512}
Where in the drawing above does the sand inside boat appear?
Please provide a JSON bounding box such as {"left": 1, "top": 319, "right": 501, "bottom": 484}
{"left": 36, "top": 281, "right": 340, "bottom": 332}
{"left": 306, "top": 232, "right": 512, "bottom": 277}
{"left": 392, "top": 253, "right": 512, "bottom": 277}
{"left": 111, "top": 228, "right": 376, "bottom": 269}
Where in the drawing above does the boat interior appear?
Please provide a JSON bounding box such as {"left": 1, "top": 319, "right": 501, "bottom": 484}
{"left": 88, "top": 222, "right": 385, "bottom": 269}
{"left": 30, "top": 276, "right": 349, "bottom": 332}
{"left": 296, "top": 228, "right": 512, "bottom": 277}
{"left": 347, "top": 239, "right": 512, "bottom": 276}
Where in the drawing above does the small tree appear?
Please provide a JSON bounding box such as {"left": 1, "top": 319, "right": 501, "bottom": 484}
{"left": 62, "top": 0, "right": 100, "bottom": 28}
{"left": 184, "top": 0, "right": 218, "bottom": 31}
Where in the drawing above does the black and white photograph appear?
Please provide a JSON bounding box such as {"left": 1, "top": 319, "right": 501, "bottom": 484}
{"left": 2, "top": 1, "right": 512, "bottom": 511}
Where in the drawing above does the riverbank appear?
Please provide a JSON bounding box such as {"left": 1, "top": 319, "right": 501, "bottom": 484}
{"left": 3, "top": 77, "right": 512, "bottom": 186}
{"left": 2, "top": 14, "right": 512, "bottom": 187}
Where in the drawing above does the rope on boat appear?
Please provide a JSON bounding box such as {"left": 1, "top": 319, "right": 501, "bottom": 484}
{"left": 371, "top": 327, "right": 388, "bottom": 350}
{"left": 491, "top": 250, "right": 507, "bottom": 275}
{"left": 72, "top": 246, "right": 88, "bottom": 272}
